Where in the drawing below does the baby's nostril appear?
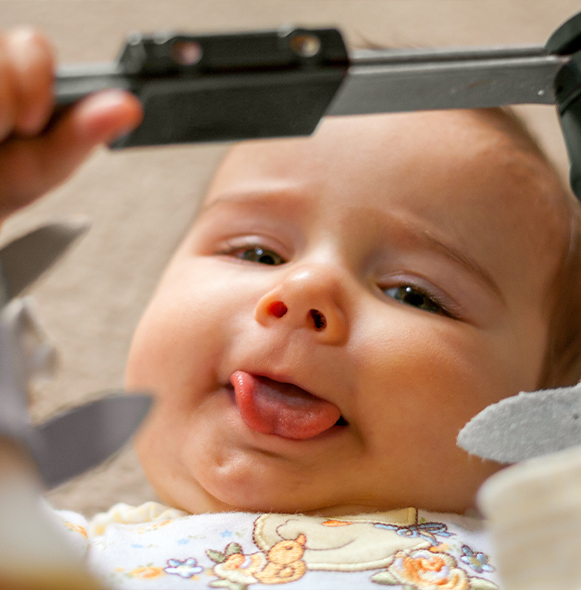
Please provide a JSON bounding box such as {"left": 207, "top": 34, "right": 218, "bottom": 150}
{"left": 309, "top": 309, "right": 327, "bottom": 330}
{"left": 268, "top": 301, "right": 288, "bottom": 318}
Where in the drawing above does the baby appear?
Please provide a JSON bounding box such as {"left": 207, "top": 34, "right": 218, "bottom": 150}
{"left": 3, "top": 27, "right": 581, "bottom": 590}
{"left": 124, "top": 107, "right": 581, "bottom": 521}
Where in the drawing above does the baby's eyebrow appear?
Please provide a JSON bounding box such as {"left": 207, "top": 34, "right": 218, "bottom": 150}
{"left": 198, "top": 187, "right": 308, "bottom": 216}
{"left": 419, "top": 229, "right": 504, "bottom": 302}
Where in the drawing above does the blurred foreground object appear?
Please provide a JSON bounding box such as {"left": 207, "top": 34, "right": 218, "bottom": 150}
{"left": 478, "top": 446, "right": 581, "bottom": 590}
{"left": 0, "top": 221, "right": 151, "bottom": 589}
{"left": 0, "top": 438, "right": 102, "bottom": 590}
{"left": 457, "top": 384, "right": 581, "bottom": 463}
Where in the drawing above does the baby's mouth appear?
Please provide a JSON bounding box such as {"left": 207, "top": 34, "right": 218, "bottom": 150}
{"left": 230, "top": 371, "right": 344, "bottom": 440}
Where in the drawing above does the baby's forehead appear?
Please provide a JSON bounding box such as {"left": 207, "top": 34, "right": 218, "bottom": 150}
{"left": 215, "top": 110, "right": 546, "bottom": 184}
{"left": 208, "top": 110, "right": 565, "bottom": 220}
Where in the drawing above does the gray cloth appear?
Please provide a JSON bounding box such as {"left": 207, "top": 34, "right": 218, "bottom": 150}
{"left": 457, "top": 383, "right": 581, "bottom": 463}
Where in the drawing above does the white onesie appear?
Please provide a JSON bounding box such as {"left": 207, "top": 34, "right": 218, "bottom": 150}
{"left": 56, "top": 502, "right": 499, "bottom": 589}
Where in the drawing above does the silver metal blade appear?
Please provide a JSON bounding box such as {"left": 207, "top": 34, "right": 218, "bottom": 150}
{"left": 31, "top": 393, "right": 152, "bottom": 488}
{"left": 0, "top": 219, "right": 90, "bottom": 307}
{"left": 0, "top": 306, "right": 31, "bottom": 446}
{"left": 457, "top": 384, "right": 581, "bottom": 463}
{"left": 328, "top": 45, "right": 567, "bottom": 116}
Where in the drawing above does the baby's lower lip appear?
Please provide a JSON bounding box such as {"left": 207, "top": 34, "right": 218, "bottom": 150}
{"left": 230, "top": 371, "right": 343, "bottom": 440}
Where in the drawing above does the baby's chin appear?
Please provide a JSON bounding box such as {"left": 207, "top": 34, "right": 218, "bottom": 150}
{"left": 144, "top": 452, "right": 375, "bottom": 516}
{"left": 145, "top": 454, "right": 481, "bottom": 516}
{"left": 172, "top": 471, "right": 348, "bottom": 515}
{"left": 162, "top": 488, "right": 394, "bottom": 518}
{"left": 150, "top": 461, "right": 482, "bottom": 517}
{"left": 146, "top": 460, "right": 420, "bottom": 517}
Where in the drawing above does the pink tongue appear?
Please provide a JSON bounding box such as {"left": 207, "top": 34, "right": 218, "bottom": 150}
{"left": 231, "top": 371, "right": 341, "bottom": 440}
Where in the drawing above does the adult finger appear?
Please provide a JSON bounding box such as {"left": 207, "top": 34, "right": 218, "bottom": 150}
{"left": 5, "top": 27, "right": 55, "bottom": 136}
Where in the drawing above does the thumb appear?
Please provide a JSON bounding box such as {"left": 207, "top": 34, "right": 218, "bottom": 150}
{"left": 0, "top": 89, "right": 143, "bottom": 214}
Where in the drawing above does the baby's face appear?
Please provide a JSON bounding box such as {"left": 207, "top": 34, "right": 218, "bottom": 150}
{"left": 126, "top": 111, "right": 568, "bottom": 515}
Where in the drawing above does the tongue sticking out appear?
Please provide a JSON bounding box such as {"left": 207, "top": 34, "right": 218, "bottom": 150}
{"left": 231, "top": 371, "right": 341, "bottom": 439}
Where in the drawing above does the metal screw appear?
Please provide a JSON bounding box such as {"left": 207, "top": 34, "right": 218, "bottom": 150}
{"left": 289, "top": 34, "right": 321, "bottom": 58}
{"left": 171, "top": 41, "right": 203, "bottom": 66}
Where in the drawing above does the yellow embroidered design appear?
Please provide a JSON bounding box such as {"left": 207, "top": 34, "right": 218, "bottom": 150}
{"left": 64, "top": 522, "right": 88, "bottom": 539}
{"left": 430, "top": 542, "right": 450, "bottom": 553}
{"left": 88, "top": 501, "right": 186, "bottom": 536}
{"left": 137, "top": 519, "right": 172, "bottom": 534}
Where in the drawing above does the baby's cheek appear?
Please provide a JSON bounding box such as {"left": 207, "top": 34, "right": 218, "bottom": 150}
{"left": 356, "top": 319, "right": 512, "bottom": 434}
{"left": 126, "top": 295, "right": 213, "bottom": 397}
{"left": 124, "top": 314, "right": 161, "bottom": 391}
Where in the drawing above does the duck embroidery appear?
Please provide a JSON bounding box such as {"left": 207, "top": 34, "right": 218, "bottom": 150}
{"left": 208, "top": 535, "right": 307, "bottom": 588}
{"left": 254, "top": 534, "right": 307, "bottom": 584}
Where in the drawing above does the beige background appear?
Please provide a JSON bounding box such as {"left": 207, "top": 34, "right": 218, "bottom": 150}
{"left": 0, "top": 0, "right": 577, "bottom": 515}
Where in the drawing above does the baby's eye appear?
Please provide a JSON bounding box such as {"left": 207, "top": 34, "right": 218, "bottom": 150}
{"left": 384, "top": 285, "right": 443, "bottom": 315}
{"left": 239, "top": 246, "right": 285, "bottom": 265}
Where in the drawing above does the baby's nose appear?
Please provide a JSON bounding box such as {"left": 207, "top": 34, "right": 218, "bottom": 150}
{"left": 266, "top": 301, "right": 327, "bottom": 330}
{"left": 255, "top": 266, "right": 348, "bottom": 345}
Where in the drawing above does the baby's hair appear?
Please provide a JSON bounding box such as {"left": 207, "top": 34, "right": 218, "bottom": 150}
{"left": 496, "top": 108, "right": 581, "bottom": 388}
{"left": 539, "top": 186, "right": 581, "bottom": 388}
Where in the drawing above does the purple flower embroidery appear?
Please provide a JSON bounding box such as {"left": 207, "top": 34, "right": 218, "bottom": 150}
{"left": 460, "top": 545, "right": 494, "bottom": 573}
{"left": 164, "top": 557, "right": 204, "bottom": 578}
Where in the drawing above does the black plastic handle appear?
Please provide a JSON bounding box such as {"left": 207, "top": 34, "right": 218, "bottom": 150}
{"left": 548, "top": 11, "right": 581, "bottom": 199}
{"left": 56, "top": 27, "right": 349, "bottom": 148}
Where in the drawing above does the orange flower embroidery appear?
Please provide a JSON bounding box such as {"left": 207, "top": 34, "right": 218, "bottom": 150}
{"left": 64, "top": 522, "right": 88, "bottom": 539}
{"left": 129, "top": 566, "right": 165, "bottom": 579}
{"left": 322, "top": 520, "right": 352, "bottom": 527}
{"left": 388, "top": 549, "right": 470, "bottom": 589}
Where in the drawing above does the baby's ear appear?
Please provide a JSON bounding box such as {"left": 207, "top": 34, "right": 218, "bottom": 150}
{"left": 457, "top": 383, "right": 581, "bottom": 463}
